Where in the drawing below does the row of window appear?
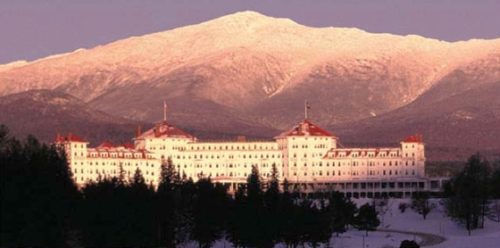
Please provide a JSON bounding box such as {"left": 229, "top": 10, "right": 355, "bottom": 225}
{"left": 328, "top": 152, "right": 402, "bottom": 158}
{"left": 73, "top": 169, "right": 156, "bottom": 176}
{"left": 188, "top": 144, "right": 276, "bottom": 151}
{"left": 181, "top": 163, "right": 280, "bottom": 169}
{"left": 289, "top": 144, "right": 329, "bottom": 149}
{"left": 288, "top": 169, "right": 416, "bottom": 177}
{"left": 86, "top": 161, "right": 156, "bottom": 167}
{"left": 176, "top": 153, "right": 282, "bottom": 160}
{"left": 75, "top": 176, "right": 156, "bottom": 184}
{"left": 87, "top": 153, "right": 150, "bottom": 159}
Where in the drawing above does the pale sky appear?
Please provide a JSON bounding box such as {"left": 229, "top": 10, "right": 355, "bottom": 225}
{"left": 1, "top": 0, "right": 499, "bottom": 64}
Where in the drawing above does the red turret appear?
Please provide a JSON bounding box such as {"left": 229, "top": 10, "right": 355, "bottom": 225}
{"left": 403, "top": 134, "right": 424, "bottom": 143}
{"left": 276, "top": 119, "right": 335, "bottom": 138}
{"left": 55, "top": 133, "right": 86, "bottom": 143}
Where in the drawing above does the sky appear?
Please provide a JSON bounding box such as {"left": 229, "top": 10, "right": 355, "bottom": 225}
{"left": 0, "top": 0, "right": 499, "bottom": 64}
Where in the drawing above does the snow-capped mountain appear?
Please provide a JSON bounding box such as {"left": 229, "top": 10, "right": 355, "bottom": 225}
{"left": 0, "top": 11, "right": 499, "bottom": 160}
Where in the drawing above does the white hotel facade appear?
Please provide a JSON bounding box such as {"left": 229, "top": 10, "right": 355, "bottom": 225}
{"left": 57, "top": 107, "right": 436, "bottom": 197}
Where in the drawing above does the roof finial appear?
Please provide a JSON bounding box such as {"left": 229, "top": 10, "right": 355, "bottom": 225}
{"left": 163, "top": 100, "right": 168, "bottom": 122}
{"left": 304, "top": 100, "right": 310, "bottom": 120}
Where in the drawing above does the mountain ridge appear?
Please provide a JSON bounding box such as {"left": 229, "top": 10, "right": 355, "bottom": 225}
{"left": 0, "top": 11, "right": 499, "bottom": 160}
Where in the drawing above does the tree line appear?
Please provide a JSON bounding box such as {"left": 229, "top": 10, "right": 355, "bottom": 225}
{"left": 1, "top": 125, "right": 379, "bottom": 248}
{"left": 2, "top": 124, "right": 499, "bottom": 247}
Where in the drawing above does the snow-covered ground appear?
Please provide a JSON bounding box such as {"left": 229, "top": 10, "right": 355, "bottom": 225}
{"left": 342, "top": 199, "right": 500, "bottom": 248}
{"left": 349, "top": 198, "right": 500, "bottom": 248}
{"left": 201, "top": 198, "right": 500, "bottom": 248}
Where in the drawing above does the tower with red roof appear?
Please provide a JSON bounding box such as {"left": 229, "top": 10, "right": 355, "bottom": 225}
{"left": 276, "top": 119, "right": 338, "bottom": 183}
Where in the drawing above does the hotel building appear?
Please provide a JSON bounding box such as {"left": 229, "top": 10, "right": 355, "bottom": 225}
{"left": 57, "top": 105, "right": 434, "bottom": 197}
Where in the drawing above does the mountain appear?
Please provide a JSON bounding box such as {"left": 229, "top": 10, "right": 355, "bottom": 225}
{"left": 335, "top": 83, "right": 500, "bottom": 161}
{"left": 0, "top": 89, "right": 278, "bottom": 143}
{"left": 0, "top": 11, "right": 499, "bottom": 160}
{"left": 0, "top": 90, "right": 138, "bottom": 144}
{"left": 333, "top": 55, "right": 500, "bottom": 160}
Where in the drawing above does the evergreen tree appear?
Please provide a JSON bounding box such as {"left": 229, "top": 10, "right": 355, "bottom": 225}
{"left": 491, "top": 165, "right": 500, "bottom": 198}
{"left": 1, "top": 128, "right": 79, "bottom": 247}
{"left": 227, "top": 166, "right": 278, "bottom": 248}
{"left": 132, "top": 167, "right": 146, "bottom": 186}
{"left": 156, "top": 157, "right": 181, "bottom": 248}
{"left": 490, "top": 166, "right": 500, "bottom": 222}
{"left": 227, "top": 184, "right": 249, "bottom": 248}
{"left": 445, "top": 154, "right": 491, "bottom": 234}
{"left": 175, "top": 177, "right": 196, "bottom": 246}
{"left": 280, "top": 188, "right": 301, "bottom": 248}
{"left": 328, "top": 191, "right": 356, "bottom": 236}
{"left": 80, "top": 169, "right": 156, "bottom": 248}
{"left": 158, "top": 157, "right": 179, "bottom": 190}
{"left": 354, "top": 203, "right": 380, "bottom": 236}
{"left": 128, "top": 168, "right": 156, "bottom": 247}
{"left": 303, "top": 200, "right": 331, "bottom": 248}
{"left": 247, "top": 165, "right": 263, "bottom": 204}
{"left": 191, "top": 178, "right": 228, "bottom": 248}
{"left": 117, "top": 163, "right": 126, "bottom": 184}
{"left": 264, "top": 163, "right": 281, "bottom": 245}
{"left": 267, "top": 163, "right": 280, "bottom": 196}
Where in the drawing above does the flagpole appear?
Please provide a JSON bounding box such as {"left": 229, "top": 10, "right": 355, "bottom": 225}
{"left": 304, "top": 100, "right": 308, "bottom": 120}
{"left": 163, "top": 100, "right": 167, "bottom": 122}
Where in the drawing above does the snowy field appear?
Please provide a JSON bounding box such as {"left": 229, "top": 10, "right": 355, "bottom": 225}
{"left": 374, "top": 198, "right": 500, "bottom": 248}
{"left": 203, "top": 198, "right": 500, "bottom": 248}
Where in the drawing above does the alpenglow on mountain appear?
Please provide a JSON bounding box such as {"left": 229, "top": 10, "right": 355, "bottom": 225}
{"left": 0, "top": 11, "right": 499, "bottom": 160}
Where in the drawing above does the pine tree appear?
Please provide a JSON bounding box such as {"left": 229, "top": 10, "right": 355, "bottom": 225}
{"left": 304, "top": 200, "right": 331, "bottom": 248}
{"left": 156, "top": 157, "right": 179, "bottom": 248}
{"left": 328, "top": 191, "right": 356, "bottom": 236}
{"left": 263, "top": 163, "right": 281, "bottom": 246}
{"left": 118, "top": 163, "right": 126, "bottom": 185}
{"left": 445, "top": 154, "right": 491, "bottom": 235}
{"left": 1, "top": 129, "right": 79, "bottom": 247}
{"left": 158, "top": 157, "right": 178, "bottom": 190}
{"left": 132, "top": 167, "right": 146, "bottom": 186}
{"left": 247, "top": 165, "right": 263, "bottom": 204}
{"left": 191, "top": 178, "right": 229, "bottom": 248}
{"left": 490, "top": 166, "right": 500, "bottom": 222}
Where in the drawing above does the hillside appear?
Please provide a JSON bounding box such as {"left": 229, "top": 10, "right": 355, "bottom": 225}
{"left": 0, "top": 90, "right": 138, "bottom": 144}
{"left": 0, "top": 11, "right": 499, "bottom": 160}
{"left": 334, "top": 79, "right": 500, "bottom": 160}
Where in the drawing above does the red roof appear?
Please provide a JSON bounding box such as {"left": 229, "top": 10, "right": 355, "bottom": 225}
{"left": 277, "top": 119, "right": 335, "bottom": 138}
{"left": 122, "top": 143, "right": 135, "bottom": 149}
{"left": 55, "top": 133, "right": 86, "bottom": 143}
{"left": 138, "top": 121, "right": 195, "bottom": 139}
{"left": 97, "top": 141, "right": 114, "bottom": 148}
{"left": 403, "top": 134, "right": 424, "bottom": 143}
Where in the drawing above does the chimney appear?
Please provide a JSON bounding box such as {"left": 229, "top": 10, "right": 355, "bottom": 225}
{"left": 136, "top": 125, "right": 142, "bottom": 137}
